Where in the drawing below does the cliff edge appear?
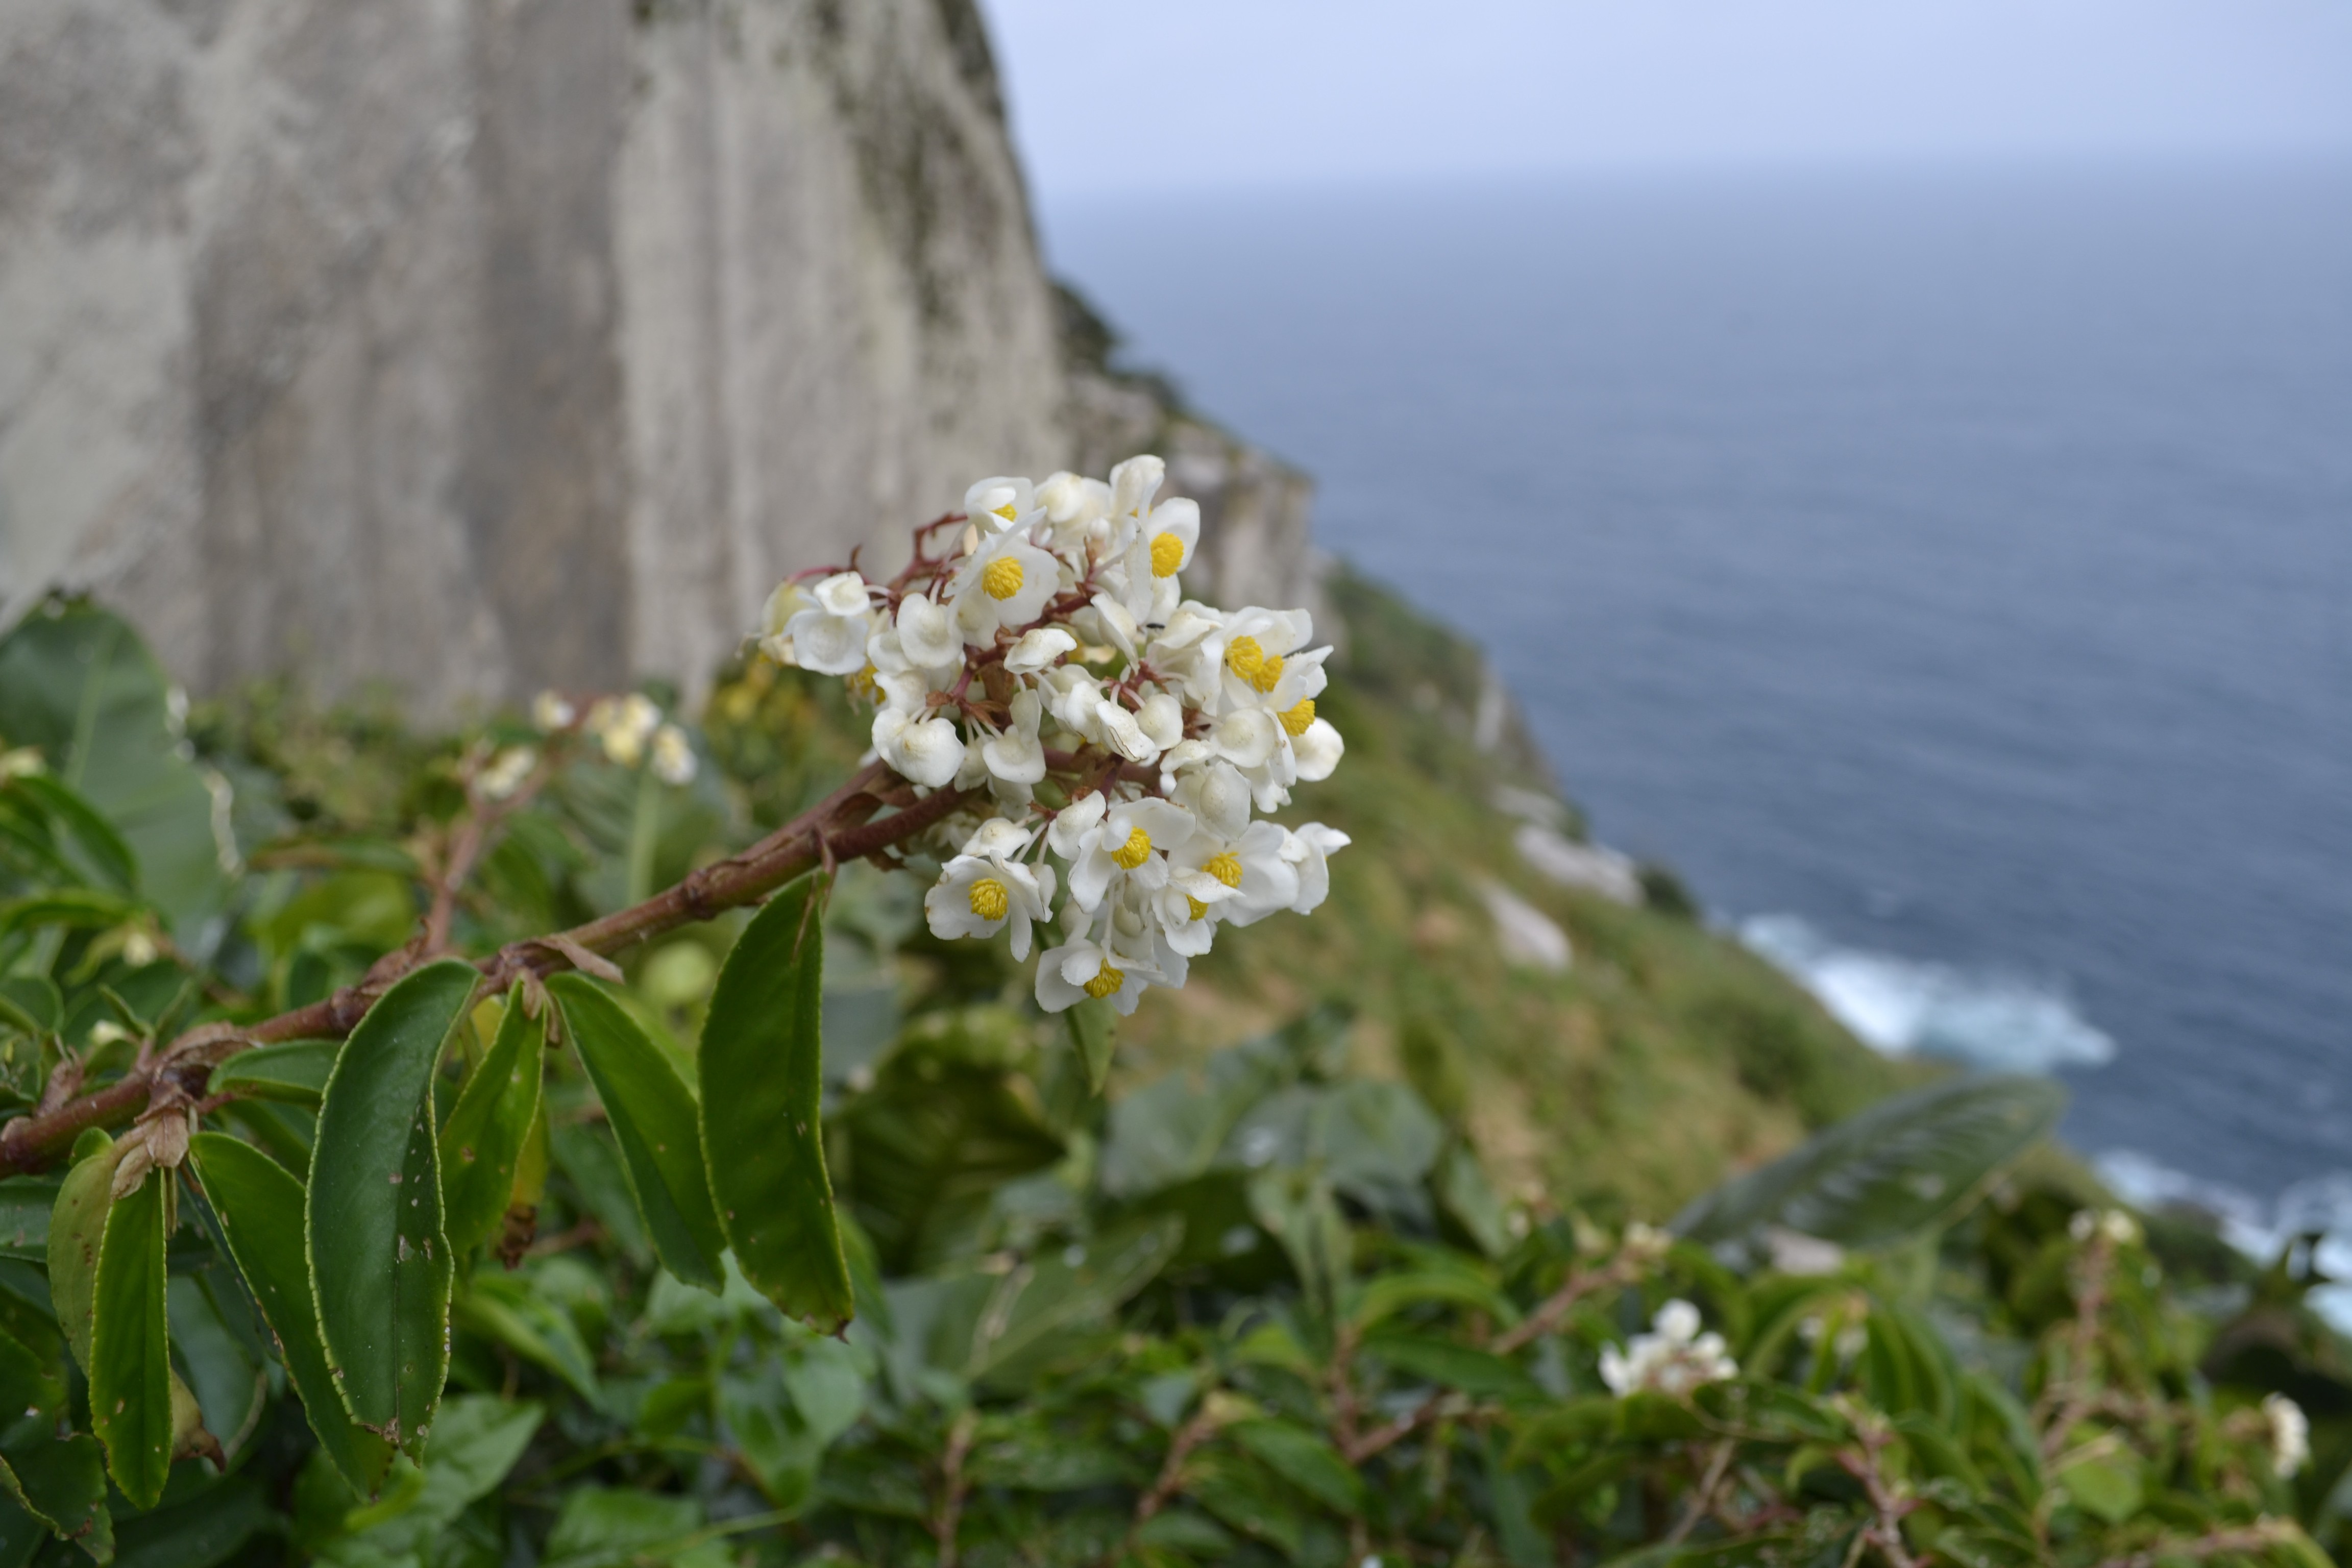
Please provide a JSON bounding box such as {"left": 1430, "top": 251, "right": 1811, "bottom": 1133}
{"left": 0, "top": 0, "right": 1312, "bottom": 713}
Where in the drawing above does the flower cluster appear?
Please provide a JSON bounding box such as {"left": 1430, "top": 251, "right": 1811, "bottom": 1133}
{"left": 1600, "top": 1300, "right": 1739, "bottom": 1398}
{"left": 758, "top": 455, "right": 1348, "bottom": 1014}
{"left": 527, "top": 690, "right": 699, "bottom": 788}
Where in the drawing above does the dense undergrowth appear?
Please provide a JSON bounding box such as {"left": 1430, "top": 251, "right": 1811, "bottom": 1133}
{"left": 0, "top": 586, "right": 2344, "bottom": 1566}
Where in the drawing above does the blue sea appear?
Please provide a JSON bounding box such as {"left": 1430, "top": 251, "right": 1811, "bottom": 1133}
{"left": 1041, "top": 159, "right": 2352, "bottom": 1251}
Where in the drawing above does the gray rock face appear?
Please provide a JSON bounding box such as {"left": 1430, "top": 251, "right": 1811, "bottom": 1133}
{"left": 3, "top": 0, "right": 1245, "bottom": 713}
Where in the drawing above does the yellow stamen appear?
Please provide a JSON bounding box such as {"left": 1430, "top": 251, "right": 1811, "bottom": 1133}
{"left": 1279, "top": 698, "right": 1316, "bottom": 736}
{"left": 1083, "top": 959, "right": 1124, "bottom": 999}
{"left": 1250, "top": 652, "right": 1284, "bottom": 694}
{"left": 967, "top": 878, "right": 1009, "bottom": 921}
{"left": 993, "top": 502, "right": 1018, "bottom": 523}
{"left": 982, "top": 556, "right": 1024, "bottom": 600}
{"left": 1205, "top": 851, "right": 1243, "bottom": 889}
{"left": 1186, "top": 895, "right": 1210, "bottom": 921}
{"left": 846, "top": 664, "right": 879, "bottom": 701}
{"left": 1225, "top": 635, "right": 1264, "bottom": 682}
{"left": 1111, "top": 827, "right": 1152, "bottom": 869}
{"left": 1150, "top": 532, "right": 1185, "bottom": 577}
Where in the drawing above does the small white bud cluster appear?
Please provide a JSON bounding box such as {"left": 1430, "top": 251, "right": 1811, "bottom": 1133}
{"left": 1600, "top": 1300, "right": 1739, "bottom": 1398}
{"left": 529, "top": 690, "right": 699, "bottom": 789}
{"left": 758, "top": 455, "right": 1350, "bottom": 1014}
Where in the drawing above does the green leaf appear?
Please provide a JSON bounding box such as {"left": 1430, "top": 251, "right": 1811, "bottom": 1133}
{"left": 452, "top": 1275, "right": 599, "bottom": 1402}
{"left": 1227, "top": 1418, "right": 1363, "bottom": 1515}
{"left": 305, "top": 959, "right": 476, "bottom": 1457}
{"left": 47, "top": 1135, "right": 126, "bottom": 1372}
{"left": 5, "top": 776, "right": 135, "bottom": 894}
{"left": 106, "top": 1474, "right": 274, "bottom": 1567}
{"left": 0, "top": 1437, "right": 110, "bottom": 1561}
{"left": 1066, "top": 998, "right": 1115, "bottom": 1093}
{"left": 0, "top": 1319, "right": 109, "bottom": 1558}
{"left": 545, "top": 1485, "right": 699, "bottom": 1567}
{"left": 205, "top": 1041, "right": 340, "bottom": 1107}
{"left": 0, "top": 890, "right": 140, "bottom": 944}
{"left": 0, "top": 606, "right": 234, "bottom": 938}
{"left": 333, "top": 1394, "right": 542, "bottom": 1559}
{"left": 959, "top": 1219, "right": 1180, "bottom": 1384}
{"left": 548, "top": 974, "right": 723, "bottom": 1290}
{"left": 1673, "top": 1074, "right": 2067, "bottom": 1252}
{"left": 0, "top": 1179, "right": 58, "bottom": 1264}
{"left": 438, "top": 990, "right": 545, "bottom": 1260}
{"left": 697, "top": 872, "right": 851, "bottom": 1331}
{"left": 89, "top": 1168, "right": 170, "bottom": 1508}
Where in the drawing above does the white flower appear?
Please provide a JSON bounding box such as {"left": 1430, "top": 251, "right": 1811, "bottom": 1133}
{"left": 1282, "top": 824, "right": 1350, "bottom": 915}
{"left": 896, "top": 594, "right": 962, "bottom": 669}
{"left": 1137, "top": 692, "right": 1186, "bottom": 751}
{"left": 2264, "top": 1393, "right": 2309, "bottom": 1479}
{"left": 1035, "top": 936, "right": 1155, "bottom": 1015}
{"left": 530, "top": 692, "right": 576, "bottom": 733}
{"left": 981, "top": 689, "right": 1048, "bottom": 786}
{"left": 1036, "top": 471, "right": 1112, "bottom": 543}
{"left": 479, "top": 745, "right": 537, "bottom": 800}
{"left": 587, "top": 694, "right": 662, "bottom": 768}
{"left": 2068, "top": 1209, "right": 2141, "bottom": 1247}
{"left": 1057, "top": 795, "right": 1195, "bottom": 913}
{"left": 1108, "top": 454, "right": 1166, "bottom": 538}
{"left": 965, "top": 475, "right": 1038, "bottom": 532}
{"left": 650, "top": 725, "right": 698, "bottom": 787}
{"left": 1004, "top": 626, "right": 1077, "bottom": 675}
{"left": 1209, "top": 607, "right": 1315, "bottom": 713}
{"left": 784, "top": 572, "right": 876, "bottom": 675}
{"left": 1599, "top": 1300, "right": 1737, "bottom": 1399}
{"left": 757, "top": 580, "right": 810, "bottom": 664}
{"left": 949, "top": 528, "right": 1061, "bottom": 641}
{"left": 1169, "top": 820, "right": 1297, "bottom": 926}
{"left": 1111, "top": 495, "right": 1202, "bottom": 619}
{"left": 1291, "top": 714, "right": 1344, "bottom": 782}
{"left": 926, "top": 852, "right": 1056, "bottom": 960}
{"left": 872, "top": 708, "right": 966, "bottom": 788}
{"left": 1092, "top": 698, "right": 1157, "bottom": 765}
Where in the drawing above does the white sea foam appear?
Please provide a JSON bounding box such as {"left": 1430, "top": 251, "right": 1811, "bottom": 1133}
{"left": 2098, "top": 1150, "right": 2352, "bottom": 1331}
{"left": 1737, "top": 914, "right": 2115, "bottom": 1073}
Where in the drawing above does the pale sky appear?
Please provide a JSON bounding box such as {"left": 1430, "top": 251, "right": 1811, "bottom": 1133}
{"left": 982, "top": 1, "right": 2352, "bottom": 199}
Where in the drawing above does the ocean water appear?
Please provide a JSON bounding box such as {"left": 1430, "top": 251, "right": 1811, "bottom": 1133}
{"left": 1040, "top": 160, "right": 2352, "bottom": 1232}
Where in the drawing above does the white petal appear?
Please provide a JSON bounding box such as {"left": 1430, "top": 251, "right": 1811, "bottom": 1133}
{"left": 786, "top": 610, "right": 870, "bottom": 676}
{"left": 814, "top": 572, "right": 869, "bottom": 617}
{"left": 1138, "top": 692, "right": 1185, "bottom": 750}
{"left": 1212, "top": 707, "right": 1278, "bottom": 770}
{"left": 1293, "top": 718, "right": 1344, "bottom": 781}
{"left": 1005, "top": 626, "right": 1078, "bottom": 675}
{"left": 898, "top": 595, "right": 961, "bottom": 667}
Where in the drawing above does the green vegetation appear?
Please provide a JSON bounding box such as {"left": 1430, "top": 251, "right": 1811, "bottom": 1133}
{"left": 0, "top": 593, "right": 2343, "bottom": 1566}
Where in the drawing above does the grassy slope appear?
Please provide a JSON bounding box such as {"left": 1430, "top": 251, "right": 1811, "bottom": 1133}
{"left": 1110, "top": 566, "right": 1924, "bottom": 1221}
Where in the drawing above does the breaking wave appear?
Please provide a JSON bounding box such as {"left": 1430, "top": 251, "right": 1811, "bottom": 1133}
{"left": 1737, "top": 914, "right": 2115, "bottom": 1073}
{"left": 2099, "top": 1150, "right": 2352, "bottom": 1331}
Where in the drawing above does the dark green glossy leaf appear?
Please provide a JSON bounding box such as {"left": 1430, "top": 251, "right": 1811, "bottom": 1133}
{"left": 0, "top": 605, "right": 234, "bottom": 937}
{"left": 438, "top": 991, "right": 545, "bottom": 1260}
{"left": 4, "top": 776, "right": 135, "bottom": 895}
{"left": 189, "top": 1131, "right": 393, "bottom": 1494}
{"left": 46, "top": 1135, "right": 125, "bottom": 1371}
{"left": 0, "top": 890, "right": 140, "bottom": 944}
{"left": 453, "top": 1274, "right": 598, "bottom": 1402}
{"left": 0, "top": 1179, "right": 57, "bottom": 1264}
{"left": 548, "top": 974, "right": 722, "bottom": 1290}
{"left": 206, "top": 1040, "right": 341, "bottom": 1107}
{"left": 0, "top": 1436, "right": 109, "bottom": 1561}
{"left": 1227, "top": 1418, "right": 1363, "bottom": 1515}
{"left": 89, "top": 1168, "right": 170, "bottom": 1508}
{"left": 107, "top": 1474, "right": 274, "bottom": 1568}
{"left": 306, "top": 959, "right": 475, "bottom": 1457}
{"left": 1673, "top": 1074, "right": 2067, "bottom": 1253}
{"left": 0, "top": 977, "right": 59, "bottom": 1034}
{"left": 697, "top": 872, "right": 851, "bottom": 1330}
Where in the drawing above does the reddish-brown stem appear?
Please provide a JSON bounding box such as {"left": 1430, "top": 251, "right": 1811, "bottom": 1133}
{"left": 0, "top": 760, "right": 972, "bottom": 1175}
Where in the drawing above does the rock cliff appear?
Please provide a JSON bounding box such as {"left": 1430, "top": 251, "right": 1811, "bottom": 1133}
{"left": 0, "top": 0, "right": 1311, "bottom": 712}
